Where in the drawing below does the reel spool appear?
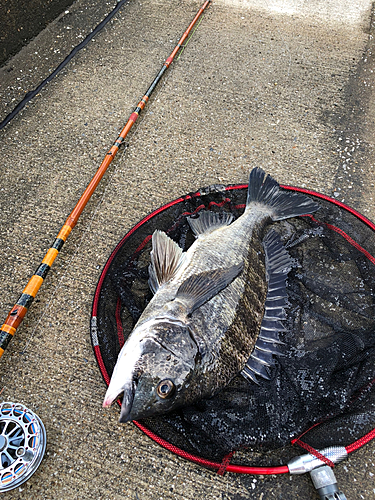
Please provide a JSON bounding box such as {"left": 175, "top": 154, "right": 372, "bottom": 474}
{"left": 0, "top": 402, "right": 46, "bottom": 492}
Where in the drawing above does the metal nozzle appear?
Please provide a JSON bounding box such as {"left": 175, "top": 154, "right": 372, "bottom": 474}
{"left": 310, "top": 466, "right": 347, "bottom": 500}
{"left": 288, "top": 446, "right": 347, "bottom": 474}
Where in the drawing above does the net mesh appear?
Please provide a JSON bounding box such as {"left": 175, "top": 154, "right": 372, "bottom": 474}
{"left": 91, "top": 184, "right": 375, "bottom": 465}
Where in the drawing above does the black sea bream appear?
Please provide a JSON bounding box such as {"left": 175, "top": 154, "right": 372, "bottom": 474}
{"left": 103, "top": 168, "right": 319, "bottom": 422}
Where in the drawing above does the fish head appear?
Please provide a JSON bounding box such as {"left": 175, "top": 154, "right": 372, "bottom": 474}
{"left": 103, "top": 318, "right": 199, "bottom": 422}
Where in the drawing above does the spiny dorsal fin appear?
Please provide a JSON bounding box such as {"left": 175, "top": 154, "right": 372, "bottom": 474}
{"left": 187, "top": 211, "right": 234, "bottom": 237}
{"left": 148, "top": 230, "right": 184, "bottom": 294}
{"left": 241, "top": 230, "right": 291, "bottom": 385}
{"left": 175, "top": 263, "right": 243, "bottom": 315}
{"left": 246, "top": 167, "right": 319, "bottom": 221}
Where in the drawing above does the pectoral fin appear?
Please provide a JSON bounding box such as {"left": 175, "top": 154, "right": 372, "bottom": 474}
{"left": 176, "top": 263, "right": 243, "bottom": 315}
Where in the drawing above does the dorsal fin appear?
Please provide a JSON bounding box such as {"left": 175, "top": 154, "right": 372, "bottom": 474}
{"left": 187, "top": 211, "right": 234, "bottom": 237}
{"left": 241, "top": 230, "right": 291, "bottom": 384}
{"left": 148, "top": 230, "right": 184, "bottom": 293}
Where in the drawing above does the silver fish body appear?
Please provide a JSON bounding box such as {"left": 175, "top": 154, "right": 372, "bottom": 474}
{"left": 103, "top": 168, "right": 319, "bottom": 422}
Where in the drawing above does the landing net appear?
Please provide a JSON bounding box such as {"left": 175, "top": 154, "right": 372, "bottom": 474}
{"left": 91, "top": 183, "right": 375, "bottom": 472}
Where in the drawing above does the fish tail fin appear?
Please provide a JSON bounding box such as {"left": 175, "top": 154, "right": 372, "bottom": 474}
{"left": 246, "top": 167, "right": 319, "bottom": 220}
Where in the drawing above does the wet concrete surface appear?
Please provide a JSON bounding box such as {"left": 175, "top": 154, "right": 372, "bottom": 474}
{"left": 0, "top": 0, "right": 375, "bottom": 498}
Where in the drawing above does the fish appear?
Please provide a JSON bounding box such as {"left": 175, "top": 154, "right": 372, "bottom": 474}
{"left": 103, "top": 167, "right": 319, "bottom": 422}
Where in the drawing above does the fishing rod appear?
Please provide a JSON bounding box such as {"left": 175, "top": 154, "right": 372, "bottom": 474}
{"left": 0, "top": 0, "right": 211, "bottom": 359}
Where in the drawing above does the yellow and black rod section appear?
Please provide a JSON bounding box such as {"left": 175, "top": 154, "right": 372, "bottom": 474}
{"left": 0, "top": 0, "right": 211, "bottom": 359}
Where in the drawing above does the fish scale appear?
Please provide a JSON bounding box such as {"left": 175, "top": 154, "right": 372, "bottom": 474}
{"left": 188, "top": 228, "right": 267, "bottom": 381}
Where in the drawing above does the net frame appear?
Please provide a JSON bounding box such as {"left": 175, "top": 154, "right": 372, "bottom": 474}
{"left": 91, "top": 183, "right": 375, "bottom": 475}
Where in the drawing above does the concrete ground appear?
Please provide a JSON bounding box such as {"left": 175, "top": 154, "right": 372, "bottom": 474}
{"left": 0, "top": 0, "right": 75, "bottom": 65}
{"left": 1, "top": 0, "right": 375, "bottom": 498}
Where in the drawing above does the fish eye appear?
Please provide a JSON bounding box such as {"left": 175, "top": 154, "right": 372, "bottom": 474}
{"left": 156, "top": 379, "right": 175, "bottom": 399}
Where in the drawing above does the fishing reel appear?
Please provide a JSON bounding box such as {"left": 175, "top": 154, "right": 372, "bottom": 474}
{"left": 0, "top": 402, "right": 46, "bottom": 492}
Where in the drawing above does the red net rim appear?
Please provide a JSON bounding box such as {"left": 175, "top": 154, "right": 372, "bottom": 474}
{"left": 91, "top": 184, "right": 375, "bottom": 474}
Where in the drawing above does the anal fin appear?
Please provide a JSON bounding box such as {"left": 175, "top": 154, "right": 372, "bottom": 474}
{"left": 241, "top": 230, "right": 291, "bottom": 385}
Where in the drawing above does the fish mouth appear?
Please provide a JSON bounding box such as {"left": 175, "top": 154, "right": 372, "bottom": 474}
{"left": 102, "top": 386, "right": 120, "bottom": 408}
{"left": 103, "top": 381, "right": 136, "bottom": 424}
{"left": 118, "top": 383, "right": 136, "bottom": 423}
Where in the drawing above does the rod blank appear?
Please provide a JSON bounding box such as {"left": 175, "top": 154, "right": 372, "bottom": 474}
{"left": 0, "top": 0, "right": 211, "bottom": 358}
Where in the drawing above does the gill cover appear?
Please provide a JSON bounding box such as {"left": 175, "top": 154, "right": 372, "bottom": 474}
{"left": 120, "top": 321, "right": 198, "bottom": 422}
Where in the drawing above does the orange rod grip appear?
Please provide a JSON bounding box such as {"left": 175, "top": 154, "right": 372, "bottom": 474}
{"left": 42, "top": 248, "right": 59, "bottom": 267}
{"left": 23, "top": 275, "right": 44, "bottom": 297}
